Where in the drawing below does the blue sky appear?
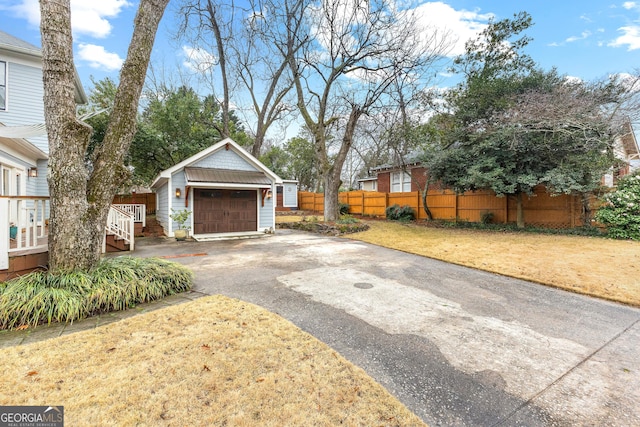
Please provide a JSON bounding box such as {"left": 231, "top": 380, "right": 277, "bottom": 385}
{"left": 0, "top": 0, "right": 638, "bottom": 93}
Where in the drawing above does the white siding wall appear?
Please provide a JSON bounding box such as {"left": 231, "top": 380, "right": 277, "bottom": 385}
{"left": 2, "top": 62, "right": 48, "bottom": 154}
{"left": 170, "top": 170, "right": 190, "bottom": 232}
{"left": 156, "top": 182, "right": 169, "bottom": 231}
{"left": 156, "top": 183, "right": 169, "bottom": 231}
{"left": 193, "top": 149, "right": 256, "bottom": 171}
{"left": 258, "top": 185, "right": 275, "bottom": 230}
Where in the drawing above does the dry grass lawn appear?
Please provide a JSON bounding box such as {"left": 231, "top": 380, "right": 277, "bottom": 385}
{"left": 346, "top": 220, "right": 640, "bottom": 306}
{"left": 0, "top": 295, "right": 425, "bottom": 427}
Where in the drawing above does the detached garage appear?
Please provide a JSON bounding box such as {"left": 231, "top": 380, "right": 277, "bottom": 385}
{"left": 151, "top": 138, "right": 282, "bottom": 239}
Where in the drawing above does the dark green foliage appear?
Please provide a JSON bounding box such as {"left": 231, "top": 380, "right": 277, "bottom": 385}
{"left": 426, "top": 219, "right": 604, "bottom": 237}
{"left": 83, "top": 80, "right": 253, "bottom": 185}
{"left": 595, "top": 174, "right": 640, "bottom": 240}
{"left": 0, "top": 257, "right": 193, "bottom": 329}
{"left": 426, "top": 13, "right": 618, "bottom": 228}
{"left": 339, "top": 203, "right": 350, "bottom": 215}
{"left": 260, "top": 136, "right": 319, "bottom": 190}
{"left": 385, "top": 204, "right": 415, "bottom": 221}
{"left": 337, "top": 215, "right": 358, "bottom": 224}
{"left": 480, "top": 211, "right": 494, "bottom": 224}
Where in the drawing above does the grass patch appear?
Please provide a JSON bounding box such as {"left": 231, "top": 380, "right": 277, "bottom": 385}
{"left": 0, "top": 295, "right": 425, "bottom": 426}
{"left": 0, "top": 257, "right": 193, "bottom": 330}
{"left": 347, "top": 221, "right": 640, "bottom": 306}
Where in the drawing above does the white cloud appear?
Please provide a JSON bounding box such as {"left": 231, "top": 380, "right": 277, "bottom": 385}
{"left": 565, "top": 30, "right": 592, "bottom": 43}
{"left": 609, "top": 25, "right": 640, "bottom": 50}
{"left": 5, "top": 0, "right": 131, "bottom": 38}
{"left": 622, "top": 2, "right": 639, "bottom": 10}
{"left": 77, "top": 43, "right": 123, "bottom": 71}
{"left": 564, "top": 75, "right": 583, "bottom": 84}
{"left": 413, "top": 2, "right": 492, "bottom": 56}
{"left": 5, "top": 0, "right": 40, "bottom": 26}
{"left": 181, "top": 46, "right": 218, "bottom": 73}
{"left": 610, "top": 72, "right": 640, "bottom": 93}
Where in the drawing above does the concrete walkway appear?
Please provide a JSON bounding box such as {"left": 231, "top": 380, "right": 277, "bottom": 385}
{"left": 2, "top": 230, "right": 639, "bottom": 426}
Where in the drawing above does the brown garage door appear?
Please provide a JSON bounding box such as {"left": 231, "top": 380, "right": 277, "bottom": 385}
{"left": 194, "top": 189, "right": 257, "bottom": 234}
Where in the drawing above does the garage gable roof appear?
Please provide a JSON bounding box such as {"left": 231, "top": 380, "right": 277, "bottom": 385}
{"left": 185, "top": 167, "right": 273, "bottom": 186}
{"left": 151, "top": 137, "right": 282, "bottom": 189}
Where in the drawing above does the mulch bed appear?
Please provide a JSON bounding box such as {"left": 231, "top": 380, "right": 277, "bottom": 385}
{"left": 277, "top": 220, "right": 370, "bottom": 236}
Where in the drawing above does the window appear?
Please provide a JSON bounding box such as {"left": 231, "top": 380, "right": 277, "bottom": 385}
{"left": 391, "top": 170, "right": 411, "bottom": 193}
{"left": 0, "top": 61, "right": 5, "bottom": 110}
{"left": 0, "top": 164, "right": 25, "bottom": 196}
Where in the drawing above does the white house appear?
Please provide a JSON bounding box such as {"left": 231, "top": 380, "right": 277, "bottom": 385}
{"left": 151, "top": 138, "right": 283, "bottom": 239}
{"left": 604, "top": 120, "right": 640, "bottom": 187}
{"left": 0, "top": 31, "right": 88, "bottom": 278}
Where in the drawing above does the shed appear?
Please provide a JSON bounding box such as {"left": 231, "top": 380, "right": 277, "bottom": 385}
{"left": 151, "top": 138, "right": 282, "bottom": 239}
{"left": 275, "top": 180, "right": 299, "bottom": 210}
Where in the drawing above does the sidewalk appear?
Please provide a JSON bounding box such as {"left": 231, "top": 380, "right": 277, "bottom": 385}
{"left": 0, "top": 290, "right": 207, "bottom": 349}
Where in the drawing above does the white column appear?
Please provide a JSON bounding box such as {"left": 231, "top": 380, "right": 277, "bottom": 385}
{"left": 0, "top": 198, "right": 9, "bottom": 270}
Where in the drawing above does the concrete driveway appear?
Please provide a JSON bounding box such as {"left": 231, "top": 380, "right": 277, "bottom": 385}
{"left": 135, "top": 230, "right": 640, "bottom": 426}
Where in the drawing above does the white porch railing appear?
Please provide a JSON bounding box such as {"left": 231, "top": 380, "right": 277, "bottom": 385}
{"left": 0, "top": 196, "right": 49, "bottom": 270}
{"left": 112, "top": 204, "right": 146, "bottom": 227}
{"left": 2, "top": 200, "right": 144, "bottom": 271}
{"left": 103, "top": 205, "right": 135, "bottom": 252}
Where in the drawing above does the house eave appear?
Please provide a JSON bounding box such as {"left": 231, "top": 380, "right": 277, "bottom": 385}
{"left": 0, "top": 136, "right": 48, "bottom": 164}
{"left": 187, "top": 182, "right": 273, "bottom": 189}
{"left": 155, "top": 138, "right": 283, "bottom": 184}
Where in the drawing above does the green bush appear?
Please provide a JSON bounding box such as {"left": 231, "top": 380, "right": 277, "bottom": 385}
{"left": 480, "top": 211, "right": 494, "bottom": 224}
{"left": 337, "top": 214, "right": 358, "bottom": 224}
{"left": 0, "top": 257, "right": 193, "bottom": 330}
{"left": 595, "top": 173, "right": 640, "bottom": 240}
{"left": 385, "top": 204, "right": 415, "bottom": 221}
{"left": 339, "top": 203, "right": 350, "bottom": 215}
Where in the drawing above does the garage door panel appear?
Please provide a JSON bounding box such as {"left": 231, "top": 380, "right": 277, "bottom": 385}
{"left": 194, "top": 189, "right": 258, "bottom": 233}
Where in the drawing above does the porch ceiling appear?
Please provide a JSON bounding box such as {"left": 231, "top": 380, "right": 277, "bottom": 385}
{"left": 185, "top": 167, "right": 273, "bottom": 186}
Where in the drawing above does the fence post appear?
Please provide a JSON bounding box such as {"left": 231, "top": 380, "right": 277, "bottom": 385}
{"left": 454, "top": 193, "right": 459, "bottom": 223}
{"left": 504, "top": 195, "right": 508, "bottom": 224}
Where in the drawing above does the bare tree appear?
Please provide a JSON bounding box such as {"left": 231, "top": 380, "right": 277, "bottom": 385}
{"left": 230, "top": 0, "right": 300, "bottom": 157}
{"left": 175, "top": 0, "right": 299, "bottom": 157}
{"left": 177, "top": 0, "right": 234, "bottom": 137}
{"left": 40, "top": 0, "right": 169, "bottom": 271}
{"left": 285, "top": 0, "right": 452, "bottom": 220}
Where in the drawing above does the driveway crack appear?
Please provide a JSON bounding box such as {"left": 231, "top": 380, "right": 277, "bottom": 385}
{"left": 492, "top": 316, "right": 640, "bottom": 427}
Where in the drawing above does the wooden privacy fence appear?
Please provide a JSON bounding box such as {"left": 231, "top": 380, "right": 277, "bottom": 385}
{"left": 298, "top": 188, "right": 587, "bottom": 228}
{"left": 113, "top": 193, "right": 156, "bottom": 215}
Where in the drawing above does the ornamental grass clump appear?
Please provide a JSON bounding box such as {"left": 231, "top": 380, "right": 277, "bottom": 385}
{"left": 0, "top": 257, "right": 193, "bottom": 330}
{"left": 595, "top": 173, "right": 640, "bottom": 240}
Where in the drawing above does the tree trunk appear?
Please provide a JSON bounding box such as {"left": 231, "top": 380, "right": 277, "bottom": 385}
{"left": 40, "top": 0, "right": 169, "bottom": 272}
{"left": 40, "top": 0, "right": 93, "bottom": 271}
{"left": 421, "top": 187, "right": 433, "bottom": 220}
{"left": 581, "top": 192, "right": 592, "bottom": 226}
{"left": 323, "top": 173, "right": 341, "bottom": 221}
{"left": 322, "top": 107, "right": 362, "bottom": 221}
{"left": 516, "top": 192, "right": 525, "bottom": 228}
{"left": 206, "top": 0, "right": 230, "bottom": 138}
